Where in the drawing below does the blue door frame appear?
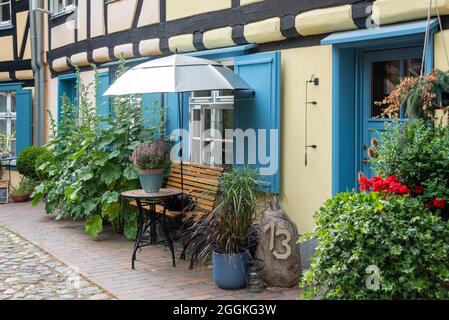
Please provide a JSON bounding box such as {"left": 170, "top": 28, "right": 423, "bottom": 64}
{"left": 359, "top": 46, "right": 423, "bottom": 178}
{"left": 325, "top": 20, "right": 437, "bottom": 195}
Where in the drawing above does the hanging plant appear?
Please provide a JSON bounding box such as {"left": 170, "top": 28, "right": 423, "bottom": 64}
{"left": 379, "top": 69, "right": 449, "bottom": 120}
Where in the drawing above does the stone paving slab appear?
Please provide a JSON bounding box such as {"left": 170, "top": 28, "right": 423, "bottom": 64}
{"left": 0, "top": 225, "right": 114, "bottom": 300}
{"left": 0, "top": 202, "right": 299, "bottom": 300}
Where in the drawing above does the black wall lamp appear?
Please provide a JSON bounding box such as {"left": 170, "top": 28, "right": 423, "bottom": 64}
{"left": 305, "top": 75, "right": 320, "bottom": 167}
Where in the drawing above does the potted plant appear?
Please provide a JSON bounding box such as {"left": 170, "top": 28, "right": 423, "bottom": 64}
{"left": 11, "top": 177, "right": 37, "bottom": 203}
{"left": 131, "top": 141, "right": 168, "bottom": 194}
{"left": 187, "top": 168, "right": 261, "bottom": 290}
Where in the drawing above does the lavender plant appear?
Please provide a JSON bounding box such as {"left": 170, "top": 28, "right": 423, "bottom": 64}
{"left": 131, "top": 141, "right": 168, "bottom": 171}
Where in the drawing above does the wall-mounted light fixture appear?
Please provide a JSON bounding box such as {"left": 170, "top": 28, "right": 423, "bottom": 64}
{"left": 305, "top": 75, "right": 320, "bottom": 167}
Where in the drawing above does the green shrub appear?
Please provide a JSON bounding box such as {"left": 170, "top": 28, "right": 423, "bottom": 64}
{"left": 34, "top": 149, "right": 54, "bottom": 181}
{"left": 372, "top": 120, "right": 449, "bottom": 220}
{"left": 300, "top": 192, "right": 449, "bottom": 300}
{"left": 16, "top": 146, "right": 47, "bottom": 180}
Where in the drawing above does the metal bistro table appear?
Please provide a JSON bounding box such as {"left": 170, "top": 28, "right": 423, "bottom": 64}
{"left": 122, "top": 188, "right": 182, "bottom": 269}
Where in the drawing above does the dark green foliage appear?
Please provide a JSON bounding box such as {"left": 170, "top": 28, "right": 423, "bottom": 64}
{"left": 300, "top": 192, "right": 449, "bottom": 300}
{"left": 34, "top": 148, "right": 54, "bottom": 181}
{"left": 372, "top": 120, "right": 449, "bottom": 219}
{"left": 17, "top": 146, "right": 47, "bottom": 180}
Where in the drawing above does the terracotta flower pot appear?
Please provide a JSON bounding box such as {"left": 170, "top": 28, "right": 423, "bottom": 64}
{"left": 11, "top": 193, "right": 31, "bottom": 203}
{"left": 139, "top": 168, "right": 164, "bottom": 194}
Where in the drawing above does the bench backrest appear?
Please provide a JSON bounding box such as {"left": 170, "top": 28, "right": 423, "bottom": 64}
{"left": 166, "top": 162, "right": 224, "bottom": 213}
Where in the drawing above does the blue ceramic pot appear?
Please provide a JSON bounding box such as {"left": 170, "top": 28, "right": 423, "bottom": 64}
{"left": 139, "top": 169, "right": 164, "bottom": 194}
{"left": 212, "top": 251, "right": 250, "bottom": 290}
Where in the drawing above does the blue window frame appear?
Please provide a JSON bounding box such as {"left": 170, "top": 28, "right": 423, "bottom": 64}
{"left": 186, "top": 46, "right": 281, "bottom": 193}
{"left": 323, "top": 19, "right": 438, "bottom": 195}
{"left": 0, "top": 83, "right": 32, "bottom": 156}
{"left": 57, "top": 73, "right": 78, "bottom": 121}
{"left": 97, "top": 72, "right": 110, "bottom": 118}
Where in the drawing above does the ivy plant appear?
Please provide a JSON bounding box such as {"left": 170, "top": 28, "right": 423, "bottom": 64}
{"left": 299, "top": 192, "right": 449, "bottom": 300}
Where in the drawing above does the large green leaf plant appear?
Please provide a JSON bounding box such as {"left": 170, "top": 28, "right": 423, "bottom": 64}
{"left": 32, "top": 62, "right": 166, "bottom": 239}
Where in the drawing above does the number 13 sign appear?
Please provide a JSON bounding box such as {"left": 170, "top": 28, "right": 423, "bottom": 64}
{"left": 263, "top": 221, "right": 292, "bottom": 260}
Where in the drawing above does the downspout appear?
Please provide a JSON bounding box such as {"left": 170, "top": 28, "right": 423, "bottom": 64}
{"left": 36, "top": 0, "right": 45, "bottom": 146}
{"left": 29, "top": 0, "right": 38, "bottom": 145}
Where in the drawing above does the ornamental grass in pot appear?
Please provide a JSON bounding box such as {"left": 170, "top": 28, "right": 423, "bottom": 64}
{"left": 131, "top": 141, "right": 168, "bottom": 194}
{"left": 11, "top": 177, "right": 37, "bottom": 203}
{"left": 187, "top": 168, "right": 261, "bottom": 290}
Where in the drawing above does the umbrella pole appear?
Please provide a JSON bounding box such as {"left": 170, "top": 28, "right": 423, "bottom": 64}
{"left": 178, "top": 93, "right": 185, "bottom": 210}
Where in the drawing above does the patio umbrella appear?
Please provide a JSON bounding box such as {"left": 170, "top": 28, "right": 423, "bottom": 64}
{"left": 104, "top": 54, "right": 253, "bottom": 197}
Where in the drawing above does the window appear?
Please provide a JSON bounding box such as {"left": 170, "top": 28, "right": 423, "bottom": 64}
{"left": 189, "top": 90, "right": 234, "bottom": 167}
{"left": 371, "top": 57, "right": 422, "bottom": 118}
{"left": 0, "top": 0, "right": 11, "bottom": 27}
{"left": 0, "top": 91, "right": 16, "bottom": 156}
{"left": 51, "top": 0, "right": 75, "bottom": 16}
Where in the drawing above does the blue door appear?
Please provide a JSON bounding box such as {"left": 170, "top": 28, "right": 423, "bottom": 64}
{"left": 360, "top": 47, "right": 423, "bottom": 177}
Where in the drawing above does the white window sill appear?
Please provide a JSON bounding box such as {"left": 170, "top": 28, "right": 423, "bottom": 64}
{"left": 0, "top": 23, "right": 13, "bottom": 31}
{"left": 51, "top": 8, "right": 75, "bottom": 20}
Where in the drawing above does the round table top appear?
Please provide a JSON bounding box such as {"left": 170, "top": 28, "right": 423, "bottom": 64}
{"left": 121, "top": 188, "right": 182, "bottom": 200}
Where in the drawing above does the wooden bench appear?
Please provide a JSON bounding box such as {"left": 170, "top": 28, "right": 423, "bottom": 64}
{"left": 130, "top": 161, "right": 224, "bottom": 221}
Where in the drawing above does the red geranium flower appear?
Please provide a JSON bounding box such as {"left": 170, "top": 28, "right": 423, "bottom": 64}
{"left": 398, "top": 185, "right": 410, "bottom": 195}
{"left": 414, "top": 185, "right": 424, "bottom": 194}
{"left": 433, "top": 198, "right": 446, "bottom": 209}
{"left": 358, "top": 176, "right": 371, "bottom": 192}
{"left": 385, "top": 176, "right": 399, "bottom": 185}
{"left": 388, "top": 182, "right": 401, "bottom": 194}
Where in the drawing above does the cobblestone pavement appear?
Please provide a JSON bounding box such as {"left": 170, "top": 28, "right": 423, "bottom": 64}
{"left": 0, "top": 225, "right": 114, "bottom": 300}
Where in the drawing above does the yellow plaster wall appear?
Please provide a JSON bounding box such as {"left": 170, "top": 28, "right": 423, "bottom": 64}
{"left": 435, "top": 29, "right": 449, "bottom": 71}
{"left": 373, "top": 0, "right": 449, "bottom": 26}
{"left": 51, "top": 23, "right": 75, "bottom": 49}
{"left": 107, "top": 0, "right": 138, "bottom": 34}
{"left": 0, "top": 36, "right": 14, "bottom": 61}
{"left": 90, "top": 0, "right": 105, "bottom": 38}
{"left": 77, "top": 0, "right": 88, "bottom": 41}
{"left": 16, "top": 11, "right": 29, "bottom": 54}
{"left": 45, "top": 67, "right": 58, "bottom": 142}
{"left": 241, "top": 0, "right": 265, "bottom": 5}
{"left": 138, "top": 0, "right": 160, "bottom": 28}
{"left": 166, "top": 0, "right": 231, "bottom": 21}
{"left": 280, "top": 45, "right": 333, "bottom": 234}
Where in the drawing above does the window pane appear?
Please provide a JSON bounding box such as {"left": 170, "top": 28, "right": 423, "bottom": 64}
{"left": 192, "top": 109, "right": 201, "bottom": 138}
{"left": 10, "top": 93, "right": 15, "bottom": 113}
{"left": 10, "top": 139, "right": 16, "bottom": 156}
{"left": 54, "top": 0, "right": 64, "bottom": 13}
{"left": 405, "top": 58, "right": 422, "bottom": 76}
{"left": 204, "top": 109, "right": 233, "bottom": 139}
{"left": 191, "top": 140, "right": 201, "bottom": 164}
{"left": 371, "top": 60, "right": 401, "bottom": 118}
{"left": 0, "top": 119, "right": 6, "bottom": 135}
{"left": 0, "top": 93, "right": 7, "bottom": 112}
{"left": 192, "top": 91, "right": 212, "bottom": 98}
{"left": 11, "top": 119, "right": 16, "bottom": 137}
{"left": 224, "top": 141, "right": 233, "bottom": 166}
{"left": 0, "top": 1, "right": 11, "bottom": 23}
